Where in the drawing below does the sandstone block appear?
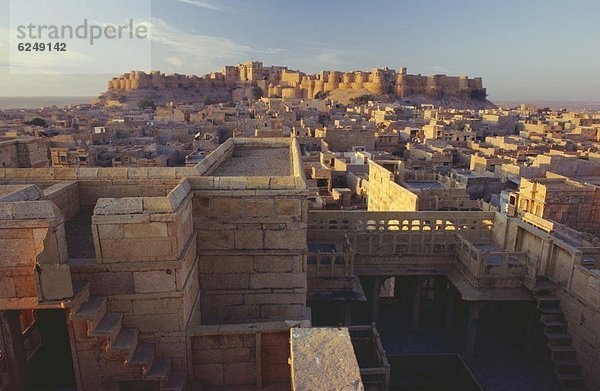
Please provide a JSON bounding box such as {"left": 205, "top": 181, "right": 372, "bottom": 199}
{"left": 234, "top": 230, "right": 263, "bottom": 250}
{"left": 264, "top": 230, "right": 306, "bottom": 250}
{"left": 142, "top": 197, "right": 172, "bottom": 212}
{"left": 106, "top": 299, "right": 132, "bottom": 313}
{"left": 274, "top": 199, "right": 301, "bottom": 216}
{"left": 14, "top": 274, "right": 37, "bottom": 298}
{"left": 263, "top": 363, "right": 290, "bottom": 384}
{"left": 243, "top": 199, "right": 273, "bottom": 217}
{"left": 133, "top": 270, "right": 176, "bottom": 293}
{"left": 197, "top": 229, "right": 234, "bottom": 250}
{"left": 193, "top": 334, "right": 244, "bottom": 350}
{"left": 193, "top": 364, "right": 224, "bottom": 386}
{"left": 244, "top": 293, "right": 305, "bottom": 305}
{"left": 100, "top": 239, "right": 174, "bottom": 261}
{"left": 261, "top": 331, "right": 290, "bottom": 348}
{"left": 218, "top": 304, "right": 259, "bottom": 320}
{"left": 199, "top": 273, "right": 249, "bottom": 290}
{"left": 97, "top": 224, "right": 123, "bottom": 239}
{"left": 90, "top": 272, "right": 134, "bottom": 295}
{"left": 192, "top": 197, "right": 210, "bottom": 215}
{"left": 124, "top": 313, "right": 179, "bottom": 332}
{"left": 0, "top": 279, "right": 16, "bottom": 298}
{"left": 254, "top": 256, "right": 294, "bottom": 273}
{"left": 210, "top": 198, "right": 242, "bottom": 217}
{"left": 224, "top": 362, "right": 256, "bottom": 386}
{"left": 201, "top": 294, "right": 244, "bottom": 306}
{"left": 249, "top": 273, "right": 306, "bottom": 289}
{"left": 200, "top": 256, "right": 253, "bottom": 273}
{"left": 123, "top": 222, "right": 168, "bottom": 238}
{"left": 94, "top": 198, "right": 143, "bottom": 215}
{"left": 194, "top": 347, "right": 251, "bottom": 364}
{"left": 132, "top": 297, "right": 182, "bottom": 314}
{"left": 261, "top": 304, "right": 303, "bottom": 319}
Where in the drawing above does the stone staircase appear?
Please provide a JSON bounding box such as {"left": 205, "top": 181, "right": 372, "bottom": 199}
{"left": 70, "top": 282, "right": 187, "bottom": 391}
{"left": 533, "top": 278, "right": 584, "bottom": 390}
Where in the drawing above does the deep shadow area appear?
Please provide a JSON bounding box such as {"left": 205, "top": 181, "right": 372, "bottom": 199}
{"left": 64, "top": 208, "right": 96, "bottom": 259}
{"left": 318, "top": 276, "right": 563, "bottom": 391}
{"left": 388, "top": 354, "right": 481, "bottom": 390}
{"left": 28, "top": 309, "right": 76, "bottom": 391}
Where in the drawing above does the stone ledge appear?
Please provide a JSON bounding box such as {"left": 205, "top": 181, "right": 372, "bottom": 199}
{"left": 290, "top": 327, "right": 364, "bottom": 391}
{"left": 187, "top": 319, "right": 309, "bottom": 337}
{"left": 0, "top": 200, "right": 60, "bottom": 220}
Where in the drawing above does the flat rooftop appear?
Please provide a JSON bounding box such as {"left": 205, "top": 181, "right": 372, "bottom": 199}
{"left": 405, "top": 181, "right": 446, "bottom": 190}
{"left": 210, "top": 147, "right": 290, "bottom": 177}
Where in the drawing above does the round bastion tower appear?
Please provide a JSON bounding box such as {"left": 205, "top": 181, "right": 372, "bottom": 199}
{"left": 341, "top": 73, "right": 354, "bottom": 90}
{"left": 324, "top": 71, "right": 340, "bottom": 92}
{"left": 352, "top": 71, "right": 367, "bottom": 89}
{"left": 306, "top": 80, "right": 315, "bottom": 99}
{"left": 395, "top": 67, "right": 407, "bottom": 97}
{"left": 366, "top": 69, "right": 384, "bottom": 95}
{"left": 458, "top": 75, "right": 469, "bottom": 92}
{"left": 313, "top": 80, "right": 325, "bottom": 97}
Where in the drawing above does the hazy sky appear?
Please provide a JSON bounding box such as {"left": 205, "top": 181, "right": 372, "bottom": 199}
{"left": 1, "top": 0, "right": 600, "bottom": 101}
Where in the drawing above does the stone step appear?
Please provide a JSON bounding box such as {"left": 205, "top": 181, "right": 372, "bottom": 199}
{"left": 90, "top": 313, "right": 123, "bottom": 348}
{"left": 146, "top": 357, "right": 172, "bottom": 386}
{"left": 556, "top": 372, "right": 585, "bottom": 388}
{"left": 73, "top": 296, "right": 107, "bottom": 332}
{"left": 541, "top": 312, "right": 564, "bottom": 321}
{"left": 551, "top": 350, "right": 577, "bottom": 361}
{"left": 540, "top": 306, "right": 562, "bottom": 315}
{"left": 73, "top": 296, "right": 107, "bottom": 320}
{"left": 70, "top": 281, "right": 90, "bottom": 313}
{"left": 111, "top": 328, "right": 139, "bottom": 361}
{"left": 536, "top": 295, "right": 560, "bottom": 303}
{"left": 548, "top": 344, "right": 577, "bottom": 355}
{"left": 163, "top": 370, "right": 187, "bottom": 391}
{"left": 554, "top": 359, "right": 581, "bottom": 374}
{"left": 533, "top": 280, "right": 556, "bottom": 294}
{"left": 544, "top": 332, "right": 572, "bottom": 346}
{"left": 130, "top": 342, "right": 155, "bottom": 374}
{"left": 543, "top": 318, "right": 567, "bottom": 328}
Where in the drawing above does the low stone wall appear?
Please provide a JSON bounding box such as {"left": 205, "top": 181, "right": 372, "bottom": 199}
{"left": 367, "top": 161, "right": 418, "bottom": 211}
{"left": 191, "top": 330, "right": 290, "bottom": 387}
{"left": 0, "top": 200, "right": 71, "bottom": 308}
{"left": 43, "top": 181, "right": 79, "bottom": 221}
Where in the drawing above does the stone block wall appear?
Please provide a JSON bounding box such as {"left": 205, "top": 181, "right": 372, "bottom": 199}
{"left": 0, "top": 141, "right": 19, "bottom": 168}
{"left": 0, "top": 199, "right": 70, "bottom": 308}
{"left": 367, "top": 161, "right": 419, "bottom": 211}
{"left": 194, "top": 192, "right": 308, "bottom": 325}
{"left": 192, "top": 333, "right": 257, "bottom": 387}
{"left": 0, "top": 139, "right": 48, "bottom": 168}
{"left": 191, "top": 330, "right": 290, "bottom": 387}
{"left": 557, "top": 285, "right": 600, "bottom": 390}
{"left": 70, "top": 182, "right": 198, "bottom": 370}
{"left": 42, "top": 181, "right": 80, "bottom": 221}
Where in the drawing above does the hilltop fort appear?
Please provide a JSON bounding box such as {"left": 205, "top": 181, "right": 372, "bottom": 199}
{"left": 102, "top": 61, "right": 488, "bottom": 106}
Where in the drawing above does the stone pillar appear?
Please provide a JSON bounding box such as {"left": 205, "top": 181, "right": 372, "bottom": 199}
{"left": 371, "top": 276, "right": 381, "bottom": 323}
{"left": 433, "top": 277, "right": 447, "bottom": 325}
{"left": 411, "top": 278, "right": 424, "bottom": 330}
{"left": 445, "top": 285, "right": 457, "bottom": 329}
{"left": 465, "top": 302, "right": 485, "bottom": 358}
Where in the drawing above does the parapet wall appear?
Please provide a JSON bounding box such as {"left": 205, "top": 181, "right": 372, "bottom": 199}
{"left": 367, "top": 161, "right": 419, "bottom": 211}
